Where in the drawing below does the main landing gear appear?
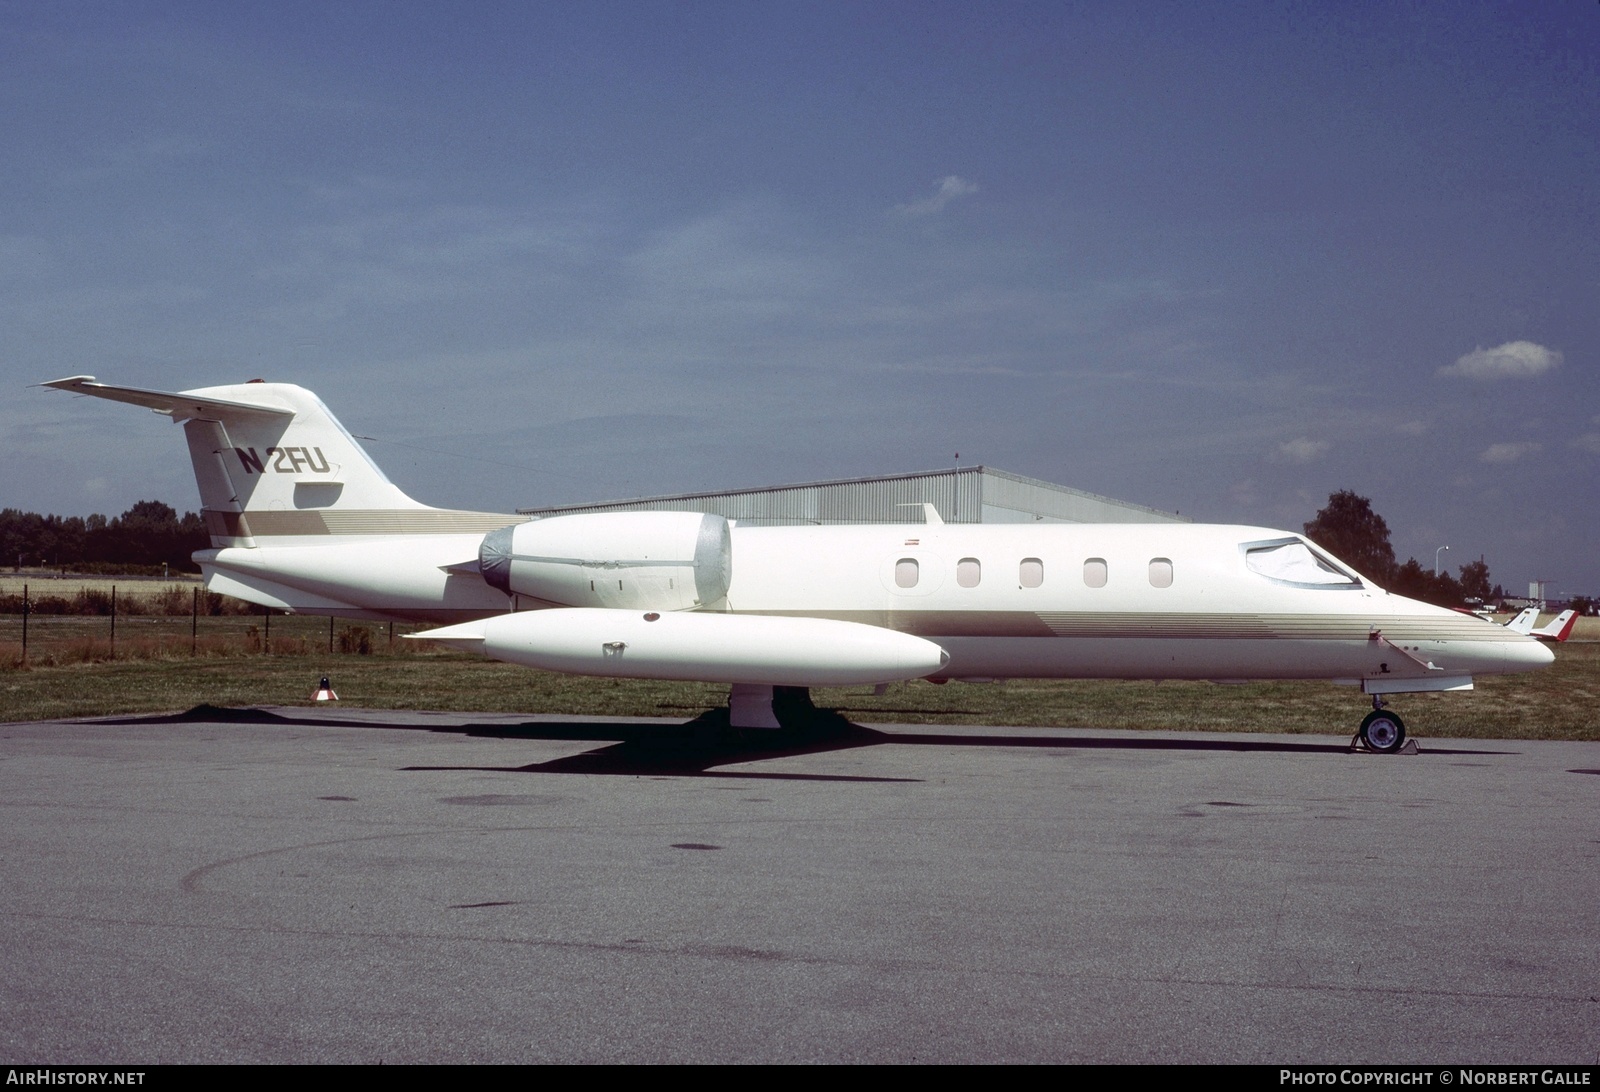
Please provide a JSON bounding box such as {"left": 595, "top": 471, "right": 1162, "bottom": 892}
{"left": 726, "top": 684, "right": 848, "bottom": 732}
{"left": 1355, "top": 696, "right": 1408, "bottom": 754}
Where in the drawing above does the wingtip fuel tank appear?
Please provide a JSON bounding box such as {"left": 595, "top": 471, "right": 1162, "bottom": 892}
{"left": 412, "top": 608, "right": 950, "bottom": 687}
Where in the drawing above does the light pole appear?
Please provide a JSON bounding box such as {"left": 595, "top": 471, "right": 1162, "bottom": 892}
{"left": 1435, "top": 545, "right": 1450, "bottom": 577}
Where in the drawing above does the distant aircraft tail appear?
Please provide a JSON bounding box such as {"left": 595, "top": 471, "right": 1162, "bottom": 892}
{"left": 1504, "top": 607, "right": 1539, "bottom": 635}
{"left": 1531, "top": 609, "right": 1579, "bottom": 642}
{"left": 42, "top": 376, "right": 514, "bottom": 548}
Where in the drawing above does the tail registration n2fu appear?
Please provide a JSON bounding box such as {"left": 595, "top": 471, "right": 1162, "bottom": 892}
{"left": 43, "top": 376, "right": 1553, "bottom": 749}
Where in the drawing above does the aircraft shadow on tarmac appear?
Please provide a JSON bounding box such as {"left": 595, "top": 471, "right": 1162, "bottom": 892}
{"left": 97, "top": 704, "right": 1514, "bottom": 781}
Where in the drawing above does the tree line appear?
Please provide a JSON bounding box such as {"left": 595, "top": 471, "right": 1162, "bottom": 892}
{"left": 2, "top": 501, "right": 208, "bottom": 574}
{"left": 1302, "top": 490, "right": 1498, "bottom": 608}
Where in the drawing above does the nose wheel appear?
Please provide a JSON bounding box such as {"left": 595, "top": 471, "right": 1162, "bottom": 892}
{"left": 1356, "top": 697, "right": 1407, "bottom": 754}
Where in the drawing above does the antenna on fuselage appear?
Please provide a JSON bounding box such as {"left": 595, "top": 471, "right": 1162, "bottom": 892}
{"left": 896, "top": 502, "right": 944, "bottom": 526}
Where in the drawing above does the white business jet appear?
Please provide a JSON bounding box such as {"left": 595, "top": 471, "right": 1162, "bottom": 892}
{"left": 43, "top": 376, "right": 1554, "bottom": 751}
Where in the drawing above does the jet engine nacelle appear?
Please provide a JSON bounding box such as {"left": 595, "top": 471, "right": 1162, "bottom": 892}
{"left": 479, "top": 511, "right": 732, "bottom": 611}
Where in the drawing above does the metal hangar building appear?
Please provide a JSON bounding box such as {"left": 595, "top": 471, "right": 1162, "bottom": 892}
{"left": 519, "top": 465, "right": 1188, "bottom": 526}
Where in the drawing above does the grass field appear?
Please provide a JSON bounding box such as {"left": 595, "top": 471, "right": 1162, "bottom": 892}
{"left": 3, "top": 611, "right": 1595, "bottom": 740}
{"left": 0, "top": 573, "right": 204, "bottom": 599}
{"left": 0, "top": 610, "right": 418, "bottom": 653}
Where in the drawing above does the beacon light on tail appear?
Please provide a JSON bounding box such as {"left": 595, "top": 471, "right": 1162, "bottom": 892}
{"left": 411, "top": 608, "right": 950, "bottom": 687}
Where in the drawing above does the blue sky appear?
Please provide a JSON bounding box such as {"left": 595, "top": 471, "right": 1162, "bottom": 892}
{"left": 4, "top": 2, "right": 1597, "bottom": 594}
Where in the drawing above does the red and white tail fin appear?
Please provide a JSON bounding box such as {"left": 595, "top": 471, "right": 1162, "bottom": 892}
{"left": 1531, "top": 609, "right": 1578, "bottom": 642}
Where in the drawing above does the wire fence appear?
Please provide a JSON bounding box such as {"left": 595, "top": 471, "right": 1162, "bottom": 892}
{"left": 0, "top": 581, "right": 431, "bottom": 667}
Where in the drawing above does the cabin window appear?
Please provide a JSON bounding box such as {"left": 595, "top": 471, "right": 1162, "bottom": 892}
{"left": 1149, "top": 558, "right": 1173, "bottom": 588}
{"left": 895, "top": 558, "right": 920, "bottom": 589}
{"left": 1083, "top": 558, "right": 1108, "bottom": 588}
{"left": 1244, "top": 539, "right": 1360, "bottom": 587}
{"left": 1019, "top": 558, "right": 1043, "bottom": 588}
{"left": 957, "top": 558, "right": 981, "bottom": 588}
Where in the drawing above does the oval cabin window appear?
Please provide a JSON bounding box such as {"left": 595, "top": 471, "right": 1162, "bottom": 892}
{"left": 895, "top": 558, "right": 920, "bottom": 589}
{"left": 1083, "top": 558, "right": 1108, "bottom": 588}
{"left": 957, "top": 558, "right": 981, "bottom": 588}
{"left": 1149, "top": 558, "right": 1173, "bottom": 588}
{"left": 1019, "top": 558, "right": 1043, "bottom": 588}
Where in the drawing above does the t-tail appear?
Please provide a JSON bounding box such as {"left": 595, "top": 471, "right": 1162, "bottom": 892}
{"left": 42, "top": 376, "right": 522, "bottom": 622}
{"left": 1530, "top": 609, "right": 1579, "bottom": 643}
{"left": 1504, "top": 607, "right": 1539, "bottom": 634}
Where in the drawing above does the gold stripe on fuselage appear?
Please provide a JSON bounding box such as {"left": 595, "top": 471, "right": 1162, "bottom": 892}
{"left": 236, "top": 509, "right": 527, "bottom": 536}
{"left": 736, "top": 608, "right": 1507, "bottom": 643}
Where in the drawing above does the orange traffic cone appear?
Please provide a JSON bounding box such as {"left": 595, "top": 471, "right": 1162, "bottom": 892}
{"left": 313, "top": 676, "right": 339, "bottom": 701}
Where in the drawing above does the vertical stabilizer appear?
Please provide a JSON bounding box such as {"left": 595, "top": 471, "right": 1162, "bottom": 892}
{"left": 43, "top": 377, "right": 516, "bottom": 547}
{"left": 1504, "top": 607, "right": 1539, "bottom": 635}
{"left": 1531, "top": 609, "right": 1579, "bottom": 642}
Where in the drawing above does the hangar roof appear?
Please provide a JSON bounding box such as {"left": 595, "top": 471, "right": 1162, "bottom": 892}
{"left": 518, "top": 465, "right": 1188, "bottom": 525}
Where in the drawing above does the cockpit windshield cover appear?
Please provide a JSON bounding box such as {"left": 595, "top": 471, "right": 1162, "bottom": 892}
{"left": 1243, "top": 538, "right": 1363, "bottom": 589}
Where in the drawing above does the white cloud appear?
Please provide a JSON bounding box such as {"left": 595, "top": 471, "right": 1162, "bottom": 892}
{"left": 1570, "top": 433, "right": 1600, "bottom": 455}
{"left": 1479, "top": 441, "right": 1540, "bottom": 464}
{"left": 1276, "top": 437, "right": 1329, "bottom": 463}
{"left": 1438, "top": 340, "right": 1562, "bottom": 380}
{"left": 893, "top": 176, "right": 979, "bottom": 217}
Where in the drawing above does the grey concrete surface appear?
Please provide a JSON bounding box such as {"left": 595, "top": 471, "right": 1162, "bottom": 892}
{"left": 0, "top": 706, "right": 1596, "bottom": 1063}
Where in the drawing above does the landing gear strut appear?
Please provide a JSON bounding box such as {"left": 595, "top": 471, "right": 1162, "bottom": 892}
{"left": 726, "top": 684, "right": 825, "bottom": 729}
{"left": 1356, "top": 696, "right": 1407, "bottom": 754}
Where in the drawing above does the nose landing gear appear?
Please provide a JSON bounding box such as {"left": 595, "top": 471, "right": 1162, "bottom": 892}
{"left": 1356, "top": 696, "right": 1408, "bottom": 754}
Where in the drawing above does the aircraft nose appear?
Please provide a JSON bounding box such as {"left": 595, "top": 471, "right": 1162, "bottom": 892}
{"left": 1504, "top": 638, "right": 1555, "bottom": 672}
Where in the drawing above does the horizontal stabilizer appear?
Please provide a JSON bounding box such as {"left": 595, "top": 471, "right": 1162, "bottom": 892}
{"left": 40, "top": 376, "right": 293, "bottom": 420}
